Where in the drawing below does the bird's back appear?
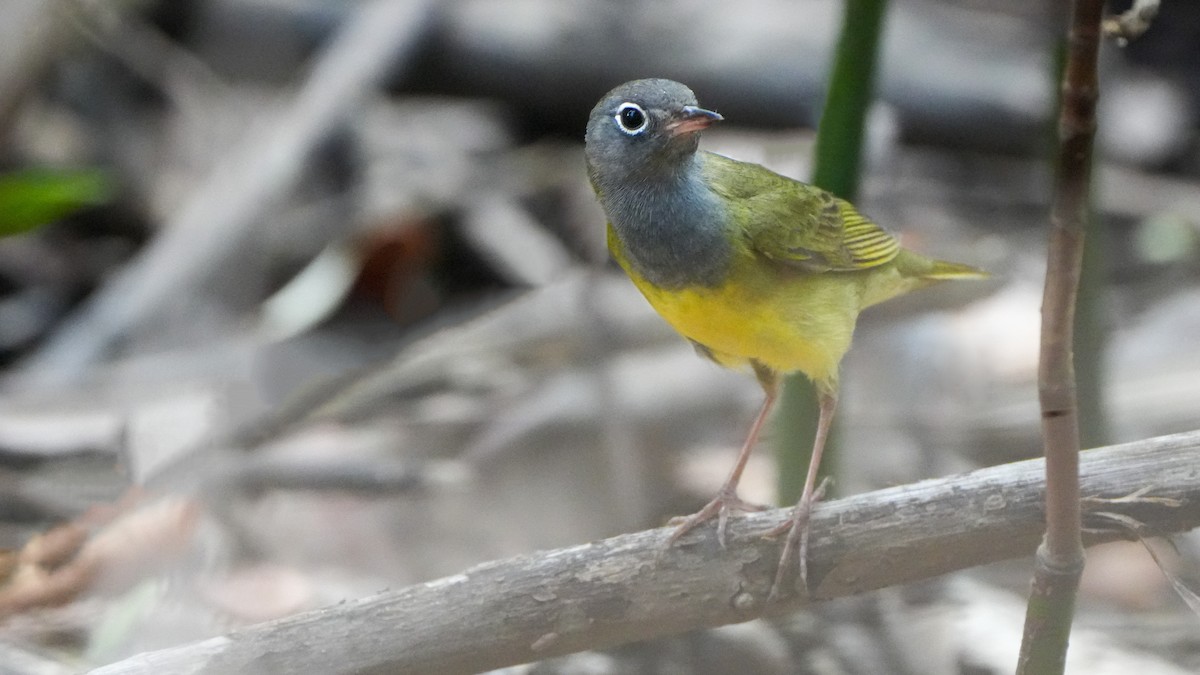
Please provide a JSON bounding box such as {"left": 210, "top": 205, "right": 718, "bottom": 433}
{"left": 699, "top": 151, "right": 985, "bottom": 306}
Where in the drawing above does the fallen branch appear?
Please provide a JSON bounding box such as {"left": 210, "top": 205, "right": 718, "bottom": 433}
{"left": 90, "top": 430, "right": 1200, "bottom": 675}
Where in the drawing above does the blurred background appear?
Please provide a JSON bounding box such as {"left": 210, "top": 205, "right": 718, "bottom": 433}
{"left": 0, "top": 0, "right": 1198, "bottom": 672}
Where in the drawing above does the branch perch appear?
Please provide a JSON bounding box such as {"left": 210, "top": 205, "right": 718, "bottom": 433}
{"left": 92, "top": 431, "right": 1200, "bottom": 675}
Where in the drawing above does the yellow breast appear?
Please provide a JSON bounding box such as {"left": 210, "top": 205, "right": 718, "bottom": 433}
{"left": 620, "top": 256, "right": 860, "bottom": 385}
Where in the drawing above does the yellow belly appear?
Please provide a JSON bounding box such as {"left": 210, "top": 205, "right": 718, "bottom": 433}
{"left": 626, "top": 265, "right": 859, "bottom": 385}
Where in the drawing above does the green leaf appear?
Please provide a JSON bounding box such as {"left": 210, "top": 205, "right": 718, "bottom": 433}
{"left": 0, "top": 168, "right": 114, "bottom": 236}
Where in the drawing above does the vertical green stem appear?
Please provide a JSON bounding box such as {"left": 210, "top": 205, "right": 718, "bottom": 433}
{"left": 809, "top": 0, "right": 887, "bottom": 201}
{"left": 1074, "top": 209, "right": 1110, "bottom": 449}
{"left": 775, "top": 0, "right": 888, "bottom": 505}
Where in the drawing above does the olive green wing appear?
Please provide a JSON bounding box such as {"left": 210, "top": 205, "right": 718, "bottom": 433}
{"left": 701, "top": 152, "right": 899, "bottom": 272}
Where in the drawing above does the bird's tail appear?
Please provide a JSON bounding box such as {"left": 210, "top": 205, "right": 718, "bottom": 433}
{"left": 861, "top": 252, "right": 988, "bottom": 309}
{"left": 923, "top": 259, "right": 989, "bottom": 281}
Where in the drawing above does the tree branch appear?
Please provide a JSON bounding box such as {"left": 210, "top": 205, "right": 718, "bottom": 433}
{"left": 92, "top": 430, "right": 1200, "bottom": 675}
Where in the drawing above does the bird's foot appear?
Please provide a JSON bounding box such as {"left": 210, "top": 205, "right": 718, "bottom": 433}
{"left": 764, "top": 477, "right": 830, "bottom": 602}
{"left": 668, "top": 488, "right": 767, "bottom": 548}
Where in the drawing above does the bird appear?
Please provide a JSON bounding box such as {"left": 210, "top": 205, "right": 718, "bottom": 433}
{"left": 584, "top": 78, "right": 985, "bottom": 598}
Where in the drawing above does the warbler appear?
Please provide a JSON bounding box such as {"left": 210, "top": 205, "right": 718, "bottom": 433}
{"left": 585, "top": 79, "right": 985, "bottom": 597}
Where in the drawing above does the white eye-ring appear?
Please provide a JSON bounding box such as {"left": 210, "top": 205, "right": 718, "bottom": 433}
{"left": 614, "top": 102, "right": 649, "bottom": 135}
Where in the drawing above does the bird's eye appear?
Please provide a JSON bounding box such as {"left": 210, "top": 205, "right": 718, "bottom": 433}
{"left": 614, "top": 103, "right": 648, "bottom": 135}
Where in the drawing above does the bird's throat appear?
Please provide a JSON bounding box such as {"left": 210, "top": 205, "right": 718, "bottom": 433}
{"left": 602, "top": 165, "right": 732, "bottom": 290}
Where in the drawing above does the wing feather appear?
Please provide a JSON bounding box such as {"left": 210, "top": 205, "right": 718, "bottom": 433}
{"left": 702, "top": 152, "right": 899, "bottom": 272}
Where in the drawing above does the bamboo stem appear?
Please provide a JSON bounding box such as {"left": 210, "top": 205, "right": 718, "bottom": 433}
{"left": 1016, "top": 0, "right": 1104, "bottom": 671}
{"left": 776, "top": 0, "right": 889, "bottom": 504}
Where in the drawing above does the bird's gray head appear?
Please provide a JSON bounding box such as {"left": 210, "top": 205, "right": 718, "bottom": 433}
{"left": 585, "top": 79, "right": 722, "bottom": 190}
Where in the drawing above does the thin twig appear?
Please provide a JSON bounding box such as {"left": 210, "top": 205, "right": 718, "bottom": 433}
{"left": 1102, "top": 0, "right": 1160, "bottom": 46}
{"left": 90, "top": 430, "right": 1200, "bottom": 675}
{"left": 1016, "top": 0, "right": 1103, "bottom": 671}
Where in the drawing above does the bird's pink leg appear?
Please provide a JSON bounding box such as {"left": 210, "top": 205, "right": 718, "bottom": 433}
{"left": 668, "top": 387, "right": 777, "bottom": 548}
{"left": 767, "top": 386, "right": 838, "bottom": 600}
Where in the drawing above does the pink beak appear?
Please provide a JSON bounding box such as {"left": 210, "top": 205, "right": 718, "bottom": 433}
{"left": 667, "top": 105, "right": 723, "bottom": 137}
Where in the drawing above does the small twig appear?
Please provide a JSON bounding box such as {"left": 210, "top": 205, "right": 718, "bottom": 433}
{"left": 1102, "top": 0, "right": 1160, "bottom": 46}
{"left": 1086, "top": 510, "right": 1200, "bottom": 616}
{"left": 1082, "top": 486, "right": 1183, "bottom": 509}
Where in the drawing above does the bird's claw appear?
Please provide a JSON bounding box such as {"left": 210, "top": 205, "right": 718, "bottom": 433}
{"left": 668, "top": 489, "right": 766, "bottom": 548}
{"left": 765, "top": 477, "right": 830, "bottom": 601}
